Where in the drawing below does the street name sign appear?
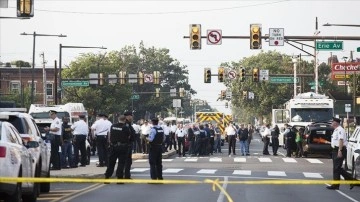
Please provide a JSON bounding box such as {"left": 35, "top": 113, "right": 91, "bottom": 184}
{"left": 309, "top": 81, "right": 324, "bottom": 86}
{"left": 269, "top": 28, "right": 284, "bottom": 46}
{"left": 131, "top": 94, "right": 140, "bottom": 100}
{"left": 270, "top": 77, "right": 299, "bottom": 84}
{"left": 316, "top": 41, "right": 343, "bottom": 51}
{"left": 62, "top": 80, "right": 89, "bottom": 87}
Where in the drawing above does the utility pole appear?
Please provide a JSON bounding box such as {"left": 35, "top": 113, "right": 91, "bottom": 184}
{"left": 314, "top": 17, "right": 320, "bottom": 94}
{"left": 40, "top": 52, "right": 47, "bottom": 105}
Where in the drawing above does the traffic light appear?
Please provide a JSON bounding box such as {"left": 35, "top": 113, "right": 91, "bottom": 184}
{"left": 153, "top": 71, "right": 160, "bottom": 85}
{"left": 119, "top": 71, "right": 126, "bottom": 85}
{"left": 204, "top": 68, "right": 211, "bottom": 83}
{"left": 221, "top": 90, "right": 226, "bottom": 100}
{"left": 240, "top": 68, "right": 245, "bottom": 82}
{"left": 252, "top": 68, "right": 259, "bottom": 82}
{"left": 250, "top": 24, "right": 262, "bottom": 49}
{"left": 218, "top": 67, "right": 225, "bottom": 83}
{"left": 155, "top": 88, "right": 160, "bottom": 98}
{"left": 179, "top": 88, "right": 185, "bottom": 97}
{"left": 225, "top": 102, "right": 228, "bottom": 108}
{"left": 17, "top": 0, "right": 34, "bottom": 17}
{"left": 243, "top": 91, "right": 248, "bottom": 100}
{"left": 99, "top": 73, "right": 104, "bottom": 85}
{"left": 190, "top": 24, "right": 201, "bottom": 50}
{"left": 138, "top": 72, "right": 144, "bottom": 85}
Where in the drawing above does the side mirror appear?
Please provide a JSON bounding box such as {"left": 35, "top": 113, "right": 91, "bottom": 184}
{"left": 26, "top": 141, "right": 39, "bottom": 148}
{"left": 355, "top": 149, "right": 360, "bottom": 154}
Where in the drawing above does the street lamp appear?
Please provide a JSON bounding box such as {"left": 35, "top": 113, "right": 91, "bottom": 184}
{"left": 342, "top": 56, "right": 348, "bottom": 93}
{"left": 20, "top": 32, "right": 67, "bottom": 104}
{"left": 59, "top": 44, "right": 107, "bottom": 104}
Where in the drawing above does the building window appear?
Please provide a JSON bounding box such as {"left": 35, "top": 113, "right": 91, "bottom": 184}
{"left": 28, "top": 81, "right": 37, "bottom": 93}
{"left": 9, "top": 81, "right": 20, "bottom": 93}
{"left": 46, "top": 83, "right": 53, "bottom": 97}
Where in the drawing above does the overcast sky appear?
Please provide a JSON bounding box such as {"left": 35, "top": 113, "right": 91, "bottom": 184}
{"left": 1, "top": 0, "right": 360, "bottom": 114}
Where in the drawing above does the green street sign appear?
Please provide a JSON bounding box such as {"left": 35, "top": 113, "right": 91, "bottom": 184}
{"left": 131, "top": 94, "right": 140, "bottom": 100}
{"left": 357, "top": 47, "right": 360, "bottom": 52}
{"left": 62, "top": 80, "right": 89, "bottom": 87}
{"left": 270, "top": 77, "right": 299, "bottom": 84}
{"left": 308, "top": 81, "right": 324, "bottom": 86}
{"left": 316, "top": 41, "right": 343, "bottom": 51}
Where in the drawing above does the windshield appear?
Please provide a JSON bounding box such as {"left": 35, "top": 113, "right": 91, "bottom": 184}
{"left": 30, "top": 112, "right": 70, "bottom": 120}
{"left": 290, "top": 108, "right": 333, "bottom": 123}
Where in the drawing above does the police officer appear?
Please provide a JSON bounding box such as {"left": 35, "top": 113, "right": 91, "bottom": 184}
{"left": 44, "top": 110, "right": 63, "bottom": 170}
{"left": 91, "top": 113, "right": 111, "bottom": 167}
{"left": 282, "top": 124, "right": 293, "bottom": 157}
{"left": 147, "top": 117, "right": 165, "bottom": 180}
{"left": 72, "top": 114, "right": 89, "bottom": 167}
{"left": 104, "top": 115, "right": 131, "bottom": 183}
{"left": 61, "top": 117, "right": 73, "bottom": 168}
{"left": 124, "top": 111, "right": 135, "bottom": 179}
{"left": 326, "top": 117, "right": 353, "bottom": 190}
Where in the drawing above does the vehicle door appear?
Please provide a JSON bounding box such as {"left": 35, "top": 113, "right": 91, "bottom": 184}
{"left": 30, "top": 118, "right": 50, "bottom": 174}
{"left": 7, "top": 124, "right": 33, "bottom": 188}
{"left": 347, "top": 128, "right": 360, "bottom": 170}
{"left": 0, "top": 123, "right": 20, "bottom": 182}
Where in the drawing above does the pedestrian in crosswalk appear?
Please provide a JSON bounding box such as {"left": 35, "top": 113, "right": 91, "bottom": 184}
{"left": 237, "top": 124, "right": 249, "bottom": 156}
{"left": 124, "top": 111, "right": 135, "bottom": 179}
{"left": 261, "top": 124, "right": 271, "bottom": 155}
{"left": 225, "top": 123, "right": 237, "bottom": 157}
{"left": 213, "top": 124, "right": 222, "bottom": 153}
{"left": 175, "top": 124, "right": 187, "bottom": 157}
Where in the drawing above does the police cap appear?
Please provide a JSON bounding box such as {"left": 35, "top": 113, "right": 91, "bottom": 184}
{"left": 49, "top": 110, "right": 57, "bottom": 114}
{"left": 79, "top": 114, "right": 86, "bottom": 119}
{"left": 123, "top": 111, "right": 133, "bottom": 116}
{"left": 333, "top": 117, "right": 341, "bottom": 124}
{"left": 151, "top": 117, "right": 159, "bottom": 122}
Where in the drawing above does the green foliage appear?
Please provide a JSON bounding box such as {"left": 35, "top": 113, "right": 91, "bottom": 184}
{"left": 11, "top": 60, "right": 31, "bottom": 67}
{"left": 1, "top": 86, "right": 35, "bottom": 109}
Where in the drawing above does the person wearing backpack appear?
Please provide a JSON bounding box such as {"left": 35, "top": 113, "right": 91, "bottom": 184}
{"left": 237, "top": 124, "right": 249, "bottom": 156}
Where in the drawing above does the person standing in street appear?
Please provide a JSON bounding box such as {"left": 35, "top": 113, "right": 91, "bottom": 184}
{"left": 237, "top": 124, "right": 249, "bottom": 156}
{"left": 124, "top": 111, "right": 135, "bottom": 179}
{"left": 140, "top": 120, "right": 151, "bottom": 154}
{"left": 187, "top": 124, "right": 195, "bottom": 156}
{"left": 61, "top": 117, "right": 73, "bottom": 168}
{"left": 132, "top": 121, "right": 142, "bottom": 153}
{"left": 295, "top": 127, "right": 304, "bottom": 158}
{"left": 175, "top": 124, "right": 186, "bottom": 157}
{"left": 271, "top": 125, "right": 280, "bottom": 156}
{"left": 225, "top": 123, "right": 237, "bottom": 157}
{"left": 213, "top": 124, "right": 222, "bottom": 154}
{"left": 326, "top": 118, "right": 354, "bottom": 190}
{"left": 247, "top": 124, "right": 254, "bottom": 154}
{"left": 261, "top": 124, "right": 271, "bottom": 155}
{"left": 44, "top": 110, "right": 63, "bottom": 170}
{"left": 104, "top": 115, "right": 131, "bottom": 183}
{"left": 169, "top": 122, "right": 178, "bottom": 153}
{"left": 72, "top": 114, "right": 89, "bottom": 167}
{"left": 147, "top": 117, "right": 165, "bottom": 181}
{"left": 91, "top": 114, "right": 110, "bottom": 167}
{"left": 160, "top": 121, "right": 170, "bottom": 153}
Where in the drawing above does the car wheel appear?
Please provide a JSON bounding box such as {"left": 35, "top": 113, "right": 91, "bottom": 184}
{"left": 40, "top": 169, "right": 50, "bottom": 193}
{"left": 6, "top": 171, "right": 22, "bottom": 202}
{"left": 22, "top": 183, "right": 38, "bottom": 202}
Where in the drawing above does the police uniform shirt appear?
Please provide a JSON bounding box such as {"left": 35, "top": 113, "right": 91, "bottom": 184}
{"left": 262, "top": 127, "right": 271, "bottom": 138}
{"left": 141, "top": 124, "right": 151, "bottom": 135}
{"left": 110, "top": 123, "right": 129, "bottom": 143}
{"left": 170, "top": 125, "right": 177, "bottom": 133}
{"left": 225, "top": 125, "right": 236, "bottom": 136}
{"left": 175, "top": 128, "right": 186, "bottom": 138}
{"left": 71, "top": 119, "right": 89, "bottom": 136}
{"left": 50, "top": 117, "right": 62, "bottom": 136}
{"left": 91, "top": 118, "right": 109, "bottom": 136}
{"left": 331, "top": 125, "right": 348, "bottom": 148}
{"left": 148, "top": 125, "right": 165, "bottom": 142}
{"left": 161, "top": 124, "right": 170, "bottom": 136}
{"left": 132, "top": 123, "right": 141, "bottom": 134}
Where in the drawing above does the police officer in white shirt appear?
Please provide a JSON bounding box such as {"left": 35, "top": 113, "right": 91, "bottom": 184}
{"left": 91, "top": 113, "right": 110, "bottom": 167}
{"left": 175, "top": 124, "right": 187, "bottom": 157}
{"left": 225, "top": 123, "right": 237, "bottom": 156}
{"left": 169, "top": 122, "right": 178, "bottom": 152}
{"left": 72, "top": 114, "right": 89, "bottom": 167}
{"left": 44, "top": 110, "right": 62, "bottom": 170}
{"left": 132, "top": 121, "right": 142, "bottom": 153}
{"left": 326, "top": 117, "right": 354, "bottom": 190}
{"left": 141, "top": 120, "right": 151, "bottom": 154}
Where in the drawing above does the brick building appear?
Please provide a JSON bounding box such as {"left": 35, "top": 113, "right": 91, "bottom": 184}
{"left": 0, "top": 65, "right": 58, "bottom": 105}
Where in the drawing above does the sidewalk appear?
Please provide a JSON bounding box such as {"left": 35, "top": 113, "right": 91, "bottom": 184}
{"left": 50, "top": 149, "right": 177, "bottom": 178}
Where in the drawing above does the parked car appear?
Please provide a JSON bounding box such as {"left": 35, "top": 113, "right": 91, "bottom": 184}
{"left": 0, "top": 116, "right": 38, "bottom": 202}
{"left": 347, "top": 126, "right": 360, "bottom": 180}
{"left": 0, "top": 109, "right": 51, "bottom": 193}
{"left": 303, "top": 122, "right": 333, "bottom": 157}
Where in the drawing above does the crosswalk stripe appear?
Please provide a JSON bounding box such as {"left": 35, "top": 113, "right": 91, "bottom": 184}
{"left": 184, "top": 158, "right": 198, "bottom": 162}
{"left": 282, "top": 158, "right": 297, "bottom": 163}
{"left": 134, "top": 159, "right": 148, "bottom": 163}
{"left": 258, "top": 157, "right": 272, "bottom": 162}
{"left": 233, "top": 170, "right": 251, "bottom": 175}
{"left": 162, "top": 159, "right": 174, "bottom": 162}
{"left": 197, "top": 169, "right": 217, "bottom": 174}
{"left": 234, "top": 157, "right": 247, "bottom": 163}
{"left": 130, "top": 168, "right": 150, "bottom": 172}
{"left": 268, "top": 171, "right": 287, "bottom": 177}
{"left": 163, "top": 169, "right": 183, "bottom": 173}
{"left": 306, "top": 159, "right": 323, "bottom": 164}
{"left": 303, "top": 172, "right": 323, "bottom": 178}
{"left": 209, "top": 157, "right": 222, "bottom": 162}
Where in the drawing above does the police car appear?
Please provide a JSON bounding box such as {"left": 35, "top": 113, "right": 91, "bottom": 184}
{"left": 0, "top": 115, "right": 38, "bottom": 202}
{"left": 0, "top": 109, "right": 51, "bottom": 193}
{"left": 347, "top": 126, "right": 360, "bottom": 180}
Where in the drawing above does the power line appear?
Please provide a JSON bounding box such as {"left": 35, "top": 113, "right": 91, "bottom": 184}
{"left": 8, "top": 0, "right": 289, "bottom": 15}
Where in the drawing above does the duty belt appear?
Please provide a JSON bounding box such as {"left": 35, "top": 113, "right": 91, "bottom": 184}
{"left": 112, "top": 142, "right": 129, "bottom": 147}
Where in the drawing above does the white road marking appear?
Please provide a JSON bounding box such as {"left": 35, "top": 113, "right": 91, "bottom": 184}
{"left": 303, "top": 172, "right": 323, "bottom": 178}
{"left": 306, "top": 159, "right": 323, "bottom": 164}
{"left": 234, "top": 157, "right": 246, "bottom": 163}
{"left": 217, "top": 176, "right": 228, "bottom": 202}
{"left": 282, "top": 158, "right": 297, "bottom": 163}
{"left": 163, "top": 169, "right": 183, "bottom": 173}
{"left": 209, "top": 157, "right": 222, "bottom": 162}
{"left": 232, "top": 170, "right": 251, "bottom": 175}
{"left": 267, "top": 171, "right": 287, "bottom": 177}
{"left": 184, "top": 158, "right": 198, "bottom": 162}
{"left": 134, "top": 159, "right": 148, "bottom": 163}
{"left": 258, "top": 157, "right": 272, "bottom": 162}
{"left": 162, "top": 159, "right": 174, "bottom": 162}
{"left": 197, "top": 169, "right": 217, "bottom": 174}
{"left": 130, "top": 168, "right": 150, "bottom": 172}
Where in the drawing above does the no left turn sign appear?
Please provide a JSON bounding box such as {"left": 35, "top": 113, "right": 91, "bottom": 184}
{"left": 207, "top": 29, "right": 222, "bottom": 45}
{"left": 228, "top": 70, "right": 237, "bottom": 80}
{"left": 144, "top": 74, "right": 153, "bottom": 83}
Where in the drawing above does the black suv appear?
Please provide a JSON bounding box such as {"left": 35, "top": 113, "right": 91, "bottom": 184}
{"left": 303, "top": 121, "right": 333, "bottom": 157}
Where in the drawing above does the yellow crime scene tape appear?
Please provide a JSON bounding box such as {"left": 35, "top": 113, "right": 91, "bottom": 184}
{"left": 1, "top": 177, "right": 360, "bottom": 202}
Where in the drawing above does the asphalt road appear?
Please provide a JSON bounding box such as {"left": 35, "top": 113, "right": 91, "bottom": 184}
{"left": 36, "top": 136, "right": 360, "bottom": 202}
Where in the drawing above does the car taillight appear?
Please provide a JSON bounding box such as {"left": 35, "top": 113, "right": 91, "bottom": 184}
{"left": 0, "top": 146, "right": 6, "bottom": 157}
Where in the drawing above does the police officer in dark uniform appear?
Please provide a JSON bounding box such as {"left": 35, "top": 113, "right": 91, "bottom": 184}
{"left": 104, "top": 115, "right": 131, "bottom": 183}
{"left": 124, "top": 111, "right": 135, "bottom": 179}
{"left": 147, "top": 117, "right": 165, "bottom": 180}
